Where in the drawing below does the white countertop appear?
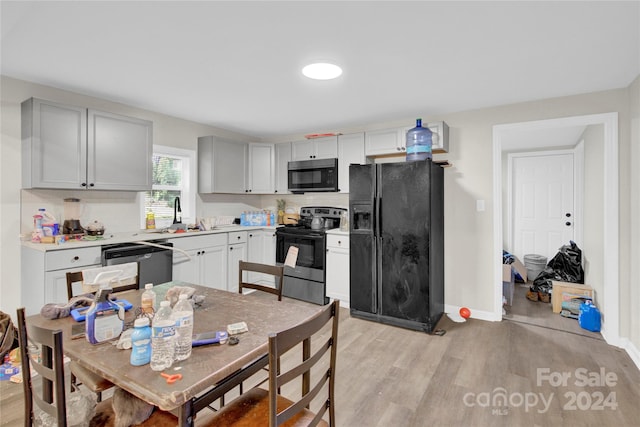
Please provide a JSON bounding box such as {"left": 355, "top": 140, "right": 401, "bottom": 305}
{"left": 22, "top": 225, "right": 279, "bottom": 252}
{"left": 326, "top": 228, "right": 349, "bottom": 236}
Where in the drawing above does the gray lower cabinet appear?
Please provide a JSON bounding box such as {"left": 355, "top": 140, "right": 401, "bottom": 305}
{"left": 21, "top": 245, "right": 102, "bottom": 316}
{"left": 22, "top": 98, "right": 153, "bottom": 191}
{"left": 170, "top": 234, "right": 228, "bottom": 290}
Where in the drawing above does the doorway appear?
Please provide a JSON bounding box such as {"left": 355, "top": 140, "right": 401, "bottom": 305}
{"left": 493, "top": 113, "right": 620, "bottom": 346}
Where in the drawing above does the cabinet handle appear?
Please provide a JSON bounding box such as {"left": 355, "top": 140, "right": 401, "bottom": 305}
{"left": 338, "top": 241, "right": 341, "bottom": 245}
{"left": 81, "top": 183, "right": 87, "bottom": 187}
{"left": 230, "top": 247, "right": 233, "bottom": 251}
{"left": 89, "top": 183, "right": 95, "bottom": 187}
{"left": 202, "top": 250, "right": 205, "bottom": 255}
{"left": 249, "top": 234, "right": 253, "bottom": 237}
{"left": 72, "top": 256, "right": 79, "bottom": 261}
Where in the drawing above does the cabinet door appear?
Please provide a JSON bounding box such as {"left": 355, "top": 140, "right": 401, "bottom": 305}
{"left": 172, "top": 249, "right": 199, "bottom": 285}
{"left": 365, "top": 128, "right": 405, "bottom": 156}
{"left": 247, "top": 143, "right": 275, "bottom": 194}
{"left": 274, "top": 142, "right": 291, "bottom": 194}
{"left": 200, "top": 245, "right": 228, "bottom": 290}
{"left": 427, "top": 121, "right": 449, "bottom": 153}
{"left": 88, "top": 109, "right": 153, "bottom": 191}
{"left": 326, "top": 236, "right": 349, "bottom": 305}
{"left": 227, "top": 243, "right": 247, "bottom": 292}
{"left": 338, "top": 133, "right": 365, "bottom": 193}
{"left": 291, "top": 139, "right": 315, "bottom": 160}
{"left": 198, "top": 136, "right": 247, "bottom": 193}
{"left": 22, "top": 98, "right": 87, "bottom": 189}
{"left": 313, "top": 136, "right": 338, "bottom": 160}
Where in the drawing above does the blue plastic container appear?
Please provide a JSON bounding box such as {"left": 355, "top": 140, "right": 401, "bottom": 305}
{"left": 578, "top": 300, "right": 601, "bottom": 332}
{"left": 130, "top": 317, "right": 152, "bottom": 366}
{"left": 85, "top": 286, "right": 124, "bottom": 344}
{"left": 406, "top": 118, "right": 433, "bottom": 162}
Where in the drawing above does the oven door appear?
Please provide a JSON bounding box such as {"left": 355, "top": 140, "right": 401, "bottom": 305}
{"left": 276, "top": 230, "right": 325, "bottom": 271}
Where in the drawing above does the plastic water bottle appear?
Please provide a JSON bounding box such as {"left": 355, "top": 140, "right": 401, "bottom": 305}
{"left": 130, "top": 317, "right": 152, "bottom": 366}
{"left": 406, "top": 118, "right": 433, "bottom": 162}
{"left": 172, "top": 294, "right": 193, "bottom": 361}
{"left": 150, "top": 301, "right": 175, "bottom": 371}
{"left": 141, "top": 283, "right": 156, "bottom": 314}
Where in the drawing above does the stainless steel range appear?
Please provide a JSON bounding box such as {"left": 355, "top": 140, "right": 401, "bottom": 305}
{"left": 276, "top": 206, "right": 347, "bottom": 305}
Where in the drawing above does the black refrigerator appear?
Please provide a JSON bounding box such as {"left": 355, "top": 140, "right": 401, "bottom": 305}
{"left": 349, "top": 161, "right": 444, "bottom": 333}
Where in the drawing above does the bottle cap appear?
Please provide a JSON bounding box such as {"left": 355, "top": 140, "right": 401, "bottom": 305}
{"left": 145, "top": 283, "right": 153, "bottom": 290}
{"left": 134, "top": 317, "right": 150, "bottom": 327}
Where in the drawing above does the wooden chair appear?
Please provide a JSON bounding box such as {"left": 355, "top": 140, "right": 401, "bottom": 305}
{"left": 64, "top": 271, "right": 116, "bottom": 402}
{"left": 17, "top": 307, "right": 93, "bottom": 427}
{"left": 17, "top": 307, "right": 176, "bottom": 427}
{"left": 66, "top": 266, "right": 139, "bottom": 300}
{"left": 199, "top": 299, "right": 340, "bottom": 427}
{"left": 238, "top": 260, "right": 284, "bottom": 301}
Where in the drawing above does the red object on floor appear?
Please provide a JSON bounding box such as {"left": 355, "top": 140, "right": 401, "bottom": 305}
{"left": 459, "top": 307, "right": 471, "bottom": 319}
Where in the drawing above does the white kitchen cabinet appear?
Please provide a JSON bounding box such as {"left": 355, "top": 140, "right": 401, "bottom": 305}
{"left": 291, "top": 136, "right": 338, "bottom": 161}
{"left": 364, "top": 127, "right": 406, "bottom": 156}
{"left": 170, "top": 234, "right": 228, "bottom": 290}
{"left": 227, "top": 231, "right": 248, "bottom": 292}
{"left": 198, "top": 136, "right": 247, "bottom": 194}
{"left": 247, "top": 143, "right": 275, "bottom": 194}
{"left": 274, "top": 142, "right": 291, "bottom": 194}
{"left": 22, "top": 98, "right": 153, "bottom": 191}
{"left": 21, "top": 245, "right": 102, "bottom": 316}
{"left": 325, "top": 233, "right": 350, "bottom": 306}
{"left": 337, "top": 132, "right": 366, "bottom": 193}
{"left": 364, "top": 121, "right": 449, "bottom": 157}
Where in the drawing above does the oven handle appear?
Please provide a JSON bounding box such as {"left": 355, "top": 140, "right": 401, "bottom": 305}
{"left": 275, "top": 230, "right": 325, "bottom": 240}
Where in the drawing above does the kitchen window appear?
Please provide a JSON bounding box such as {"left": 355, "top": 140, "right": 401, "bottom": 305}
{"left": 140, "top": 145, "right": 195, "bottom": 229}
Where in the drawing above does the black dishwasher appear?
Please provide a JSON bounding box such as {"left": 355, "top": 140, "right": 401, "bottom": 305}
{"left": 101, "top": 240, "right": 173, "bottom": 288}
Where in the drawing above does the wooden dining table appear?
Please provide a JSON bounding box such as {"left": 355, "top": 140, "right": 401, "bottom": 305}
{"left": 28, "top": 281, "right": 324, "bottom": 426}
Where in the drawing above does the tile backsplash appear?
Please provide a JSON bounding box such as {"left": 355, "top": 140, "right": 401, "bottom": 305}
{"left": 21, "top": 189, "right": 349, "bottom": 238}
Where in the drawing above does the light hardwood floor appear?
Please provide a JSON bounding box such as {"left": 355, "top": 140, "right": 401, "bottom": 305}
{"left": 2, "top": 293, "right": 640, "bottom": 426}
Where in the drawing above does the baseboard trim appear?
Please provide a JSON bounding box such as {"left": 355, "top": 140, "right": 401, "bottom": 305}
{"left": 445, "top": 304, "right": 501, "bottom": 322}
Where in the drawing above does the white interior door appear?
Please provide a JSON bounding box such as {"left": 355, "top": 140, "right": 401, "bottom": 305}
{"left": 511, "top": 152, "right": 574, "bottom": 261}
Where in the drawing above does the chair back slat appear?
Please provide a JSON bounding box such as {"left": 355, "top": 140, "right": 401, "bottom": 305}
{"left": 239, "top": 261, "right": 284, "bottom": 301}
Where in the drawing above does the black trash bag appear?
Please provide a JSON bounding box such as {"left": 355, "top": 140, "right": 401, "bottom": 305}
{"left": 531, "top": 241, "right": 584, "bottom": 296}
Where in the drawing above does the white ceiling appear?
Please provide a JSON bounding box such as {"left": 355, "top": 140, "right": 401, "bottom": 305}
{"left": 1, "top": 1, "right": 638, "bottom": 139}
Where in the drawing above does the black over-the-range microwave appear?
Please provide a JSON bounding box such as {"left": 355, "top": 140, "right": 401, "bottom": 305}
{"left": 287, "top": 158, "right": 339, "bottom": 194}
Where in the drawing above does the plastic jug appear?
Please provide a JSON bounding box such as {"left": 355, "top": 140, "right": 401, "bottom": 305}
{"left": 578, "top": 300, "right": 601, "bottom": 332}
{"left": 85, "top": 284, "right": 124, "bottom": 344}
{"left": 406, "top": 118, "right": 433, "bottom": 162}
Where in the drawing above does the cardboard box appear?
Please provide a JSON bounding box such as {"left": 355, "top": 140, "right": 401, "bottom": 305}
{"left": 551, "top": 281, "right": 594, "bottom": 313}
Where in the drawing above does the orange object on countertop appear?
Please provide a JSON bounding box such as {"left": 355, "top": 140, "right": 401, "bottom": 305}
{"left": 161, "top": 372, "right": 182, "bottom": 384}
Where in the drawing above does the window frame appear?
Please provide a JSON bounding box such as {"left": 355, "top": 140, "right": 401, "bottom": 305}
{"left": 140, "top": 145, "right": 196, "bottom": 230}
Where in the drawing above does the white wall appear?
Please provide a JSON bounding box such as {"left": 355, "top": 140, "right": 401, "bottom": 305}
{"left": 580, "top": 124, "right": 604, "bottom": 300}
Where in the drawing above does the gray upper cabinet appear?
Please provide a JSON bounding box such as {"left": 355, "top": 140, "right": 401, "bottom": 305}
{"left": 21, "top": 98, "right": 153, "bottom": 191}
{"left": 198, "top": 136, "right": 247, "bottom": 193}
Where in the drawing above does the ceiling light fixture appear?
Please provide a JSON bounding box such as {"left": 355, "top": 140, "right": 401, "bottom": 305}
{"left": 302, "top": 62, "right": 343, "bottom": 80}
